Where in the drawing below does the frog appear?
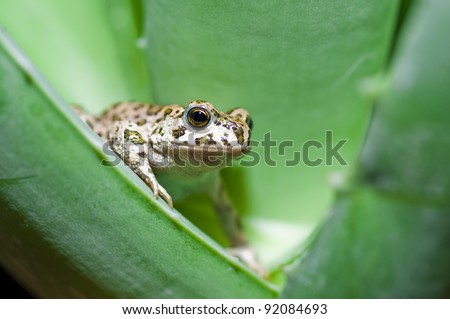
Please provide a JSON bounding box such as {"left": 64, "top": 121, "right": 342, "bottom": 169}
{"left": 74, "top": 100, "right": 263, "bottom": 274}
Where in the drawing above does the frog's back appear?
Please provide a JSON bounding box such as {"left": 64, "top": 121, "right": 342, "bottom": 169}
{"left": 79, "top": 102, "right": 184, "bottom": 140}
{"left": 100, "top": 102, "right": 163, "bottom": 122}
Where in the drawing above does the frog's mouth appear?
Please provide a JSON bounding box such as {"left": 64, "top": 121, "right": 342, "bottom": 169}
{"left": 171, "top": 143, "right": 251, "bottom": 159}
{"left": 150, "top": 143, "right": 251, "bottom": 169}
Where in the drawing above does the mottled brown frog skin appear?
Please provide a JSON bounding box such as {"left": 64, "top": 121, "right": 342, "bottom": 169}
{"left": 75, "top": 100, "right": 263, "bottom": 274}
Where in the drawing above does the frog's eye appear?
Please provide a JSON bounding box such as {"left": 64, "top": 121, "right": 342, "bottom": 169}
{"left": 186, "top": 106, "right": 211, "bottom": 128}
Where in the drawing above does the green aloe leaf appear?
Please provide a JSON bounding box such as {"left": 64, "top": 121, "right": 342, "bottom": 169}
{"left": 0, "top": 0, "right": 151, "bottom": 113}
{"left": 283, "top": 0, "right": 450, "bottom": 298}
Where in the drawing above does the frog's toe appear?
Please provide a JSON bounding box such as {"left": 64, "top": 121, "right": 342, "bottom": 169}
{"left": 228, "top": 246, "right": 267, "bottom": 277}
{"left": 146, "top": 180, "right": 158, "bottom": 198}
{"left": 152, "top": 187, "right": 159, "bottom": 199}
{"left": 143, "top": 176, "right": 173, "bottom": 208}
{"left": 158, "top": 185, "right": 173, "bottom": 208}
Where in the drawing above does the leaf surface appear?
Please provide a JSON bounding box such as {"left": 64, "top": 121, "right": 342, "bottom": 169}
{"left": 283, "top": 0, "right": 450, "bottom": 297}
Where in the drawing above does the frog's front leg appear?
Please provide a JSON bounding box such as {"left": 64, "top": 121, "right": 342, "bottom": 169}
{"left": 109, "top": 121, "right": 173, "bottom": 208}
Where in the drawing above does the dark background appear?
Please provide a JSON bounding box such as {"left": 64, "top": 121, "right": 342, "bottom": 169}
{"left": 0, "top": 267, "right": 31, "bottom": 298}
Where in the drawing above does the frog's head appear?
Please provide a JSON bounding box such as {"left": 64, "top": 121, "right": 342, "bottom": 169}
{"left": 181, "top": 100, "right": 252, "bottom": 153}
{"left": 150, "top": 100, "right": 252, "bottom": 169}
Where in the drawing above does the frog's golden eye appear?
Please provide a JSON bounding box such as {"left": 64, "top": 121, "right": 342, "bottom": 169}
{"left": 186, "top": 107, "right": 211, "bottom": 128}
